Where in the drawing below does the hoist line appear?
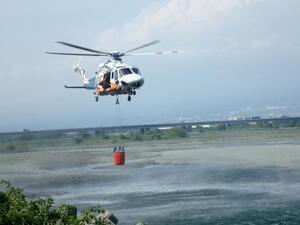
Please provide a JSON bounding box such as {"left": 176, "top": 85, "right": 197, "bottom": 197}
{"left": 115, "top": 96, "right": 121, "bottom": 145}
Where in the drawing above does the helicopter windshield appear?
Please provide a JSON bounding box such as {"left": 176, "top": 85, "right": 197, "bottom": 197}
{"left": 119, "top": 68, "right": 132, "bottom": 76}
{"left": 131, "top": 67, "right": 140, "bottom": 74}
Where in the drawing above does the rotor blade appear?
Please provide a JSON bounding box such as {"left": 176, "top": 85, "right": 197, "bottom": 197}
{"left": 57, "top": 41, "right": 111, "bottom": 55}
{"left": 124, "top": 40, "right": 160, "bottom": 54}
{"left": 45, "top": 52, "right": 107, "bottom": 56}
{"left": 64, "top": 85, "right": 87, "bottom": 89}
{"left": 126, "top": 50, "right": 183, "bottom": 56}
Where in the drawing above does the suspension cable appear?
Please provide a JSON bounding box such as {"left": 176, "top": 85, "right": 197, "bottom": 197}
{"left": 115, "top": 96, "right": 121, "bottom": 145}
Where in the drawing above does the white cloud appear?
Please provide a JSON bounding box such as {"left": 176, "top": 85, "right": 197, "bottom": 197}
{"left": 95, "top": 0, "right": 300, "bottom": 60}
{"left": 96, "top": 0, "right": 253, "bottom": 51}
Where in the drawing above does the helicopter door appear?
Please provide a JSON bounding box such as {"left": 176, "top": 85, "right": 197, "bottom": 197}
{"left": 111, "top": 71, "right": 115, "bottom": 83}
{"left": 101, "top": 72, "right": 111, "bottom": 89}
{"left": 114, "top": 70, "right": 119, "bottom": 80}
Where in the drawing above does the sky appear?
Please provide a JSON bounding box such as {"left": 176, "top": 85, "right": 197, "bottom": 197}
{"left": 0, "top": 0, "right": 300, "bottom": 132}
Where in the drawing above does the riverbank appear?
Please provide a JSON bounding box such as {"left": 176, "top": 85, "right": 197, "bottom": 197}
{"left": 1, "top": 127, "right": 300, "bottom": 224}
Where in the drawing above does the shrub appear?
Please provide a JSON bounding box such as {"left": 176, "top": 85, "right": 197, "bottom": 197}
{"left": 0, "top": 180, "right": 106, "bottom": 225}
{"left": 163, "top": 128, "right": 188, "bottom": 139}
{"left": 19, "top": 133, "right": 35, "bottom": 141}
{"left": 256, "top": 122, "right": 272, "bottom": 129}
{"left": 5, "top": 143, "right": 16, "bottom": 151}
{"left": 216, "top": 123, "right": 227, "bottom": 131}
{"left": 73, "top": 137, "right": 83, "bottom": 144}
{"left": 133, "top": 134, "right": 143, "bottom": 141}
{"left": 119, "top": 134, "right": 129, "bottom": 140}
{"left": 96, "top": 131, "right": 110, "bottom": 140}
{"left": 198, "top": 127, "right": 206, "bottom": 133}
{"left": 151, "top": 134, "right": 161, "bottom": 140}
{"left": 79, "top": 131, "right": 91, "bottom": 139}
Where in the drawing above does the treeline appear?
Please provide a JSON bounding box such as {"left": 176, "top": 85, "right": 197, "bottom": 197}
{"left": 2, "top": 118, "right": 300, "bottom": 151}
{"left": 0, "top": 180, "right": 106, "bottom": 225}
{"left": 211, "top": 118, "right": 300, "bottom": 131}
{"left": 0, "top": 128, "right": 189, "bottom": 152}
{"left": 73, "top": 128, "right": 189, "bottom": 144}
{"left": 256, "top": 119, "right": 300, "bottom": 129}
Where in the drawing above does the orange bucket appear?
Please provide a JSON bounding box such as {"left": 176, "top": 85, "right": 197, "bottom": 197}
{"left": 113, "top": 146, "right": 125, "bottom": 165}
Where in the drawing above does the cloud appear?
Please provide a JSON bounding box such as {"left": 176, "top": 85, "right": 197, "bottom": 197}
{"left": 96, "top": 0, "right": 253, "bottom": 51}
{"left": 95, "top": 0, "right": 300, "bottom": 61}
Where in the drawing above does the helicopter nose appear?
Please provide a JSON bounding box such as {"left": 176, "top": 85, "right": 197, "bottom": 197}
{"left": 123, "top": 74, "right": 144, "bottom": 88}
{"left": 134, "top": 76, "right": 144, "bottom": 88}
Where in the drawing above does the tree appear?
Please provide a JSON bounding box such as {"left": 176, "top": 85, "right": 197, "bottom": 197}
{"left": 79, "top": 130, "right": 91, "bottom": 139}
{"left": 5, "top": 143, "right": 16, "bottom": 151}
{"left": 216, "top": 123, "right": 227, "bottom": 131}
{"left": 74, "top": 137, "right": 83, "bottom": 144}
{"left": 0, "top": 180, "right": 107, "bottom": 225}
{"left": 163, "top": 128, "right": 188, "bottom": 138}
{"left": 296, "top": 119, "right": 300, "bottom": 127}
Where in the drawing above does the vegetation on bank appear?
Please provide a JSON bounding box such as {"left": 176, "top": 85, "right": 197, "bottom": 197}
{"left": 1, "top": 118, "right": 300, "bottom": 153}
{"left": 0, "top": 128, "right": 190, "bottom": 153}
{"left": 0, "top": 179, "right": 107, "bottom": 225}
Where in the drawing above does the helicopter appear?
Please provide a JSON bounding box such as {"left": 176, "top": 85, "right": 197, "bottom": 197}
{"left": 46, "top": 40, "right": 181, "bottom": 102}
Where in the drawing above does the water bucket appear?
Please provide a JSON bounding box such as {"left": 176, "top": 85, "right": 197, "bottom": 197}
{"left": 113, "top": 146, "right": 125, "bottom": 165}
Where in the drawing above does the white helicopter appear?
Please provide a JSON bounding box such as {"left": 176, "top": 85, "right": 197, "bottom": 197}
{"left": 46, "top": 41, "right": 180, "bottom": 102}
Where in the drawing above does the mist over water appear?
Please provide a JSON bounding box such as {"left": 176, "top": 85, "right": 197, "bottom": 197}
{"left": 2, "top": 136, "right": 300, "bottom": 225}
{"left": 26, "top": 162, "right": 300, "bottom": 225}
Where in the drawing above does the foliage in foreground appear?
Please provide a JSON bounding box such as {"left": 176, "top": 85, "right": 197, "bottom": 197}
{"left": 0, "top": 180, "right": 107, "bottom": 225}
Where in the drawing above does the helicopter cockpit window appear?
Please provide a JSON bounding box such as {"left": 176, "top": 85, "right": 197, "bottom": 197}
{"left": 132, "top": 67, "right": 140, "bottom": 74}
{"left": 114, "top": 70, "right": 119, "bottom": 79}
{"left": 119, "top": 68, "right": 132, "bottom": 76}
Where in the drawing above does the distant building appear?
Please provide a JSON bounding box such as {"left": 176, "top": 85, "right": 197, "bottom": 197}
{"left": 199, "top": 124, "right": 215, "bottom": 128}
{"left": 245, "top": 116, "right": 261, "bottom": 120}
{"left": 158, "top": 127, "right": 173, "bottom": 130}
{"left": 65, "top": 131, "right": 79, "bottom": 137}
{"left": 280, "top": 115, "right": 290, "bottom": 119}
{"left": 228, "top": 117, "right": 244, "bottom": 121}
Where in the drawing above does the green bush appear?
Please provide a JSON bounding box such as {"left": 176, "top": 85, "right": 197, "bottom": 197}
{"left": 296, "top": 119, "right": 300, "bottom": 127}
{"left": 197, "top": 127, "right": 206, "bottom": 133}
{"left": 79, "top": 131, "right": 91, "bottom": 139}
{"left": 96, "top": 131, "right": 110, "bottom": 140}
{"left": 133, "top": 134, "right": 143, "bottom": 141}
{"left": 19, "top": 133, "right": 35, "bottom": 141}
{"left": 5, "top": 143, "right": 16, "bottom": 151}
{"left": 272, "top": 122, "right": 279, "bottom": 129}
{"left": 0, "top": 180, "right": 107, "bottom": 225}
{"left": 119, "top": 134, "right": 129, "bottom": 140}
{"left": 145, "top": 129, "right": 162, "bottom": 135}
{"left": 216, "top": 123, "right": 227, "bottom": 131}
{"left": 256, "top": 122, "right": 273, "bottom": 129}
{"left": 151, "top": 134, "right": 161, "bottom": 140}
{"left": 163, "top": 128, "right": 188, "bottom": 139}
{"left": 74, "top": 137, "right": 83, "bottom": 144}
{"left": 231, "top": 123, "right": 250, "bottom": 129}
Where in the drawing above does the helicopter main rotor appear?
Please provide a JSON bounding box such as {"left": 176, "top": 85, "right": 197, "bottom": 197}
{"left": 46, "top": 40, "right": 181, "bottom": 61}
